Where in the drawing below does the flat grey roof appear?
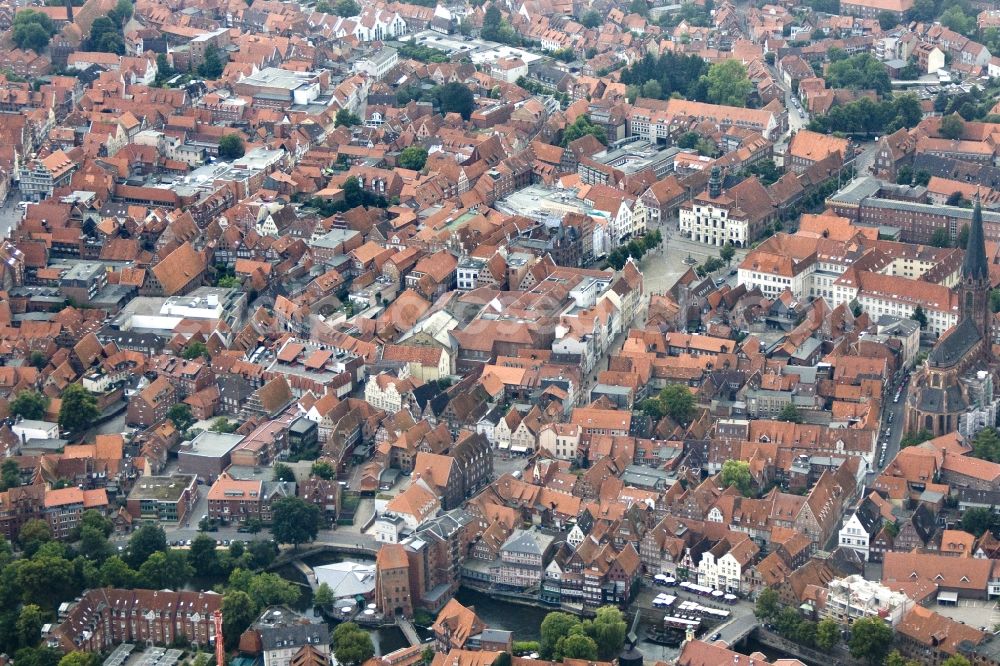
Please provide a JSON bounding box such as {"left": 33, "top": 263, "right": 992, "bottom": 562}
{"left": 828, "top": 176, "right": 882, "bottom": 205}
{"left": 182, "top": 432, "right": 244, "bottom": 457}
{"left": 239, "top": 67, "right": 318, "bottom": 90}
{"left": 128, "top": 475, "right": 196, "bottom": 502}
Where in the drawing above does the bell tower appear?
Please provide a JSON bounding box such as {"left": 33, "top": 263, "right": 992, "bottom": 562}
{"left": 960, "top": 195, "right": 991, "bottom": 355}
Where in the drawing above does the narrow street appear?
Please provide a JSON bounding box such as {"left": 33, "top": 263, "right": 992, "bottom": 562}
{"left": 0, "top": 191, "right": 22, "bottom": 241}
{"left": 879, "top": 376, "right": 910, "bottom": 470}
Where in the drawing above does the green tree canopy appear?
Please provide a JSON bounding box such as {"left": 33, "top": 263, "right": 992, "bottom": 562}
{"left": 777, "top": 403, "right": 803, "bottom": 423}
{"left": 824, "top": 53, "right": 891, "bottom": 95}
{"left": 628, "top": 0, "right": 648, "bottom": 16}
{"left": 138, "top": 549, "right": 193, "bottom": 589}
{"left": 167, "top": 404, "right": 195, "bottom": 432}
{"left": 314, "top": 582, "right": 334, "bottom": 608}
{"left": 197, "top": 45, "right": 225, "bottom": 79}
{"left": 29, "top": 351, "right": 47, "bottom": 370}
{"left": 775, "top": 606, "right": 802, "bottom": 636}
{"left": 940, "top": 114, "right": 965, "bottom": 140}
{"left": 720, "top": 242, "right": 735, "bottom": 264}
{"left": 311, "top": 461, "right": 335, "bottom": 480}
{"left": 580, "top": 9, "right": 601, "bottom": 27}
{"left": 481, "top": 5, "right": 523, "bottom": 46}
{"left": 809, "top": 93, "right": 922, "bottom": 136}
{"left": 972, "top": 427, "right": 1000, "bottom": 462}
{"left": 182, "top": 341, "right": 209, "bottom": 359}
{"left": 941, "top": 656, "right": 972, "bottom": 666}
{"left": 885, "top": 650, "right": 920, "bottom": 666}
{"left": 720, "top": 460, "right": 753, "bottom": 496}
{"left": 188, "top": 534, "right": 221, "bottom": 578}
{"left": 80, "top": 510, "right": 113, "bottom": 538}
{"left": 435, "top": 82, "right": 476, "bottom": 120}
{"left": 57, "top": 653, "right": 97, "bottom": 666}
{"left": 900, "top": 428, "right": 932, "bottom": 448}
{"left": 99, "top": 556, "right": 138, "bottom": 588}
{"left": 335, "top": 108, "right": 361, "bottom": 127}
{"left": 218, "top": 134, "right": 245, "bottom": 160}
{"left": 640, "top": 80, "right": 662, "bottom": 99}
{"left": 333, "top": 623, "right": 375, "bottom": 666}
{"left": 557, "top": 633, "right": 598, "bottom": 661}
{"left": 17, "top": 604, "right": 48, "bottom": 649}
{"left": 561, "top": 115, "right": 607, "bottom": 146}
{"left": 948, "top": 222, "right": 969, "bottom": 250}
{"left": 619, "top": 51, "right": 709, "bottom": 101}
{"left": 0, "top": 459, "right": 21, "bottom": 492}
{"left": 848, "top": 617, "right": 893, "bottom": 665}
{"left": 585, "top": 606, "right": 627, "bottom": 660}
{"left": 16, "top": 554, "right": 77, "bottom": 610}
{"left": 155, "top": 53, "right": 174, "bottom": 83}
{"left": 704, "top": 60, "right": 753, "bottom": 107}
{"left": 398, "top": 146, "right": 429, "bottom": 171}
{"left": 229, "top": 569, "right": 300, "bottom": 609}
{"left": 940, "top": 5, "right": 974, "bottom": 35}
{"left": 126, "top": 523, "right": 167, "bottom": 568}
{"left": 78, "top": 525, "right": 113, "bottom": 562}
{"left": 87, "top": 15, "right": 124, "bottom": 53}
{"left": 658, "top": 383, "right": 696, "bottom": 424}
{"left": 678, "top": 132, "right": 700, "bottom": 149}
{"left": 794, "top": 619, "right": 817, "bottom": 647}
{"left": 18, "top": 519, "right": 51, "bottom": 557}
{"left": 755, "top": 588, "right": 779, "bottom": 619}
{"left": 815, "top": 618, "right": 840, "bottom": 651}
{"left": 13, "top": 11, "right": 56, "bottom": 52}
{"left": 222, "top": 590, "right": 257, "bottom": 650}
{"left": 961, "top": 507, "right": 996, "bottom": 537}
{"left": 10, "top": 391, "right": 48, "bottom": 421}
{"left": 332, "top": 0, "right": 359, "bottom": 16}
{"left": 273, "top": 463, "right": 296, "bottom": 482}
{"left": 210, "top": 417, "right": 239, "bottom": 433}
{"left": 912, "top": 304, "right": 928, "bottom": 329}
{"left": 58, "top": 384, "right": 99, "bottom": 435}
{"left": 108, "top": 0, "right": 133, "bottom": 24}
{"left": 540, "top": 612, "right": 580, "bottom": 659}
{"left": 14, "top": 647, "right": 62, "bottom": 666}
{"left": 270, "top": 497, "right": 320, "bottom": 548}
{"left": 929, "top": 228, "right": 951, "bottom": 248}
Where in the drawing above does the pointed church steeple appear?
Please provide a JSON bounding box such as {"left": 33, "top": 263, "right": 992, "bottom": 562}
{"left": 963, "top": 194, "right": 988, "bottom": 282}
{"left": 957, "top": 193, "right": 992, "bottom": 355}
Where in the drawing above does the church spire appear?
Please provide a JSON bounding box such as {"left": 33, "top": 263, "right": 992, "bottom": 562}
{"left": 962, "top": 194, "right": 988, "bottom": 282}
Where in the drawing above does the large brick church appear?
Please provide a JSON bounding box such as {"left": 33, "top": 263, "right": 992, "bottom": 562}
{"left": 905, "top": 198, "right": 994, "bottom": 436}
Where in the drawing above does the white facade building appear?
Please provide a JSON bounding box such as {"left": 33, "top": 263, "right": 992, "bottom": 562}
{"left": 822, "top": 575, "right": 913, "bottom": 626}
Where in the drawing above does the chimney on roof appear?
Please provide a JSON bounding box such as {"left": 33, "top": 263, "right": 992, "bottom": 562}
{"left": 65, "top": 0, "right": 74, "bottom": 24}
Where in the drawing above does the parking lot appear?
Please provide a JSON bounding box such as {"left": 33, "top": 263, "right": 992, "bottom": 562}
{"left": 933, "top": 599, "right": 1000, "bottom": 631}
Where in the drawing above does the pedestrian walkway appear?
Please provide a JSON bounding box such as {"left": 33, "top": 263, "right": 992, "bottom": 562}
{"left": 397, "top": 618, "right": 422, "bottom": 647}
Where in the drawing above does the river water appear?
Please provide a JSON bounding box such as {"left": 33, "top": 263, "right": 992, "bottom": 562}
{"left": 279, "top": 560, "right": 808, "bottom": 664}
{"left": 453, "top": 588, "right": 682, "bottom": 663}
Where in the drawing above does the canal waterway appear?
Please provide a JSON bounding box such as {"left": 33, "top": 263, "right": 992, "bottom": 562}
{"left": 280, "top": 557, "right": 807, "bottom": 664}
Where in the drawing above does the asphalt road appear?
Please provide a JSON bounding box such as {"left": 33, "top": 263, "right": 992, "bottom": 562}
{"left": 878, "top": 374, "right": 911, "bottom": 469}
{"left": 713, "top": 613, "right": 760, "bottom": 646}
